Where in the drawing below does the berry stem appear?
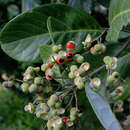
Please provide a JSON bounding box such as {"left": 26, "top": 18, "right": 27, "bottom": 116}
{"left": 47, "top": 16, "right": 55, "bottom": 45}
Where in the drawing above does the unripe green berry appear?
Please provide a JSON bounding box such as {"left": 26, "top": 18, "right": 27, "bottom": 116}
{"left": 40, "top": 103, "right": 49, "bottom": 112}
{"left": 24, "top": 103, "right": 35, "bottom": 113}
{"left": 26, "top": 66, "right": 34, "bottom": 74}
{"left": 70, "top": 115, "right": 77, "bottom": 121}
{"left": 55, "top": 102, "right": 61, "bottom": 108}
{"left": 23, "top": 74, "right": 33, "bottom": 81}
{"left": 75, "top": 55, "right": 84, "bottom": 63}
{"left": 79, "top": 62, "right": 90, "bottom": 73}
{"left": 52, "top": 45, "right": 59, "bottom": 53}
{"left": 47, "top": 99, "right": 55, "bottom": 107}
{"left": 21, "top": 83, "right": 29, "bottom": 92}
{"left": 70, "top": 107, "right": 77, "bottom": 116}
{"left": 68, "top": 72, "right": 75, "bottom": 79}
{"left": 107, "top": 75, "right": 115, "bottom": 84}
{"left": 70, "top": 65, "right": 78, "bottom": 72}
{"left": 112, "top": 72, "right": 120, "bottom": 79}
{"left": 50, "top": 94, "right": 58, "bottom": 102}
{"left": 94, "top": 44, "right": 102, "bottom": 52}
{"left": 29, "top": 84, "right": 37, "bottom": 93}
{"left": 74, "top": 76, "right": 84, "bottom": 89}
{"left": 34, "top": 77, "right": 43, "bottom": 85}
{"left": 41, "top": 64, "right": 48, "bottom": 72}
{"left": 103, "top": 56, "right": 111, "bottom": 64}
{"left": 33, "top": 67, "right": 40, "bottom": 73}
{"left": 115, "top": 86, "right": 124, "bottom": 96}
{"left": 101, "top": 44, "right": 106, "bottom": 52}
{"left": 90, "top": 77, "right": 101, "bottom": 92}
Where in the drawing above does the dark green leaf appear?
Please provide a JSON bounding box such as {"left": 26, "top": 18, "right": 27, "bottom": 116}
{"left": 0, "top": 4, "right": 101, "bottom": 62}
{"left": 85, "top": 82, "right": 123, "bottom": 130}
{"left": 106, "top": 0, "right": 130, "bottom": 41}
{"left": 40, "top": 45, "right": 52, "bottom": 63}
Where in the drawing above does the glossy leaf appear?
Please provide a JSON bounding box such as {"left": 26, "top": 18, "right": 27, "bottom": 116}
{"left": 85, "top": 82, "right": 123, "bottom": 130}
{"left": 0, "top": 4, "right": 101, "bottom": 62}
{"left": 40, "top": 45, "right": 52, "bottom": 63}
{"left": 68, "top": 0, "right": 93, "bottom": 14}
{"left": 106, "top": 0, "right": 130, "bottom": 41}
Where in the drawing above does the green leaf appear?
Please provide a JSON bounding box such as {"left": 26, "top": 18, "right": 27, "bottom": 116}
{"left": 40, "top": 45, "right": 52, "bottom": 63}
{"left": 85, "top": 82, "right": 123, "bottom": 130}
{"left": 106, "top": 0, "right": 130, "bottom": 41}
{"left": 116, "top": 53, "right": 130, "bottom": 78}
{"left": 68, "top": 0, "right": 93, "bottom": 14}
{"left": 0, "top": 4, "right": 101, "bottom": 62}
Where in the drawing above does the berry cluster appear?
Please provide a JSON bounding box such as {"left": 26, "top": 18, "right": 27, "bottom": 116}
{"left": 17, "top": 34, "right": 125, "bottom": 129}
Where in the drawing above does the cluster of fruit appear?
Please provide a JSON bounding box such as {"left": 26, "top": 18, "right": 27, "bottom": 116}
{"left": 19, "top": 34, "right": 124, "bottom": 129}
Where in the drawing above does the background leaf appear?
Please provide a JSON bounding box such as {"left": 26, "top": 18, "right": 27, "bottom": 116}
{"left": 106, "top": 0, "right": 130, "bottom": 41}
{"left": 85, "top": 82, "right": 123, "bottom": 130}
{"left": 68, "top": 0, "right": 93, "bottom": 14}
{"left": 0, "top": 4, "right": 101, "bottom": 62}
{"left": 40, "top": 45, "right": 52, "bottom": 63}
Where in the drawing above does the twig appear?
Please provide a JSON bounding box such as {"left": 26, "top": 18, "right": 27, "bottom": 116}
{"left": 74, "top": 89, "right": 78, "bottom": 109}
{"left": 65, "top": 94, "right": 74, "bottom": 110}
{"left": 92, "top": 29, "right": 107, "bottom": 42}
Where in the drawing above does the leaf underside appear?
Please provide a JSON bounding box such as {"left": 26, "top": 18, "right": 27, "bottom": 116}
{"left": 85, "top": 82, "right": 122, "bottom": 130}
{"left": 106, "top": 0, "right": 130, "bottom": 41}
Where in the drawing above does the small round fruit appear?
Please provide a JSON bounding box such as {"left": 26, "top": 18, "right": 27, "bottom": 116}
{"left": 75, "top": 55, "right": 84, "bottom": 63}
{"left": 45, "top": 72, "right": 52, "bottom": 80}
{"left": 29, "top": 84, "right": 37, "bottom": 93}
{"left": 47, "top": 99, "right": 55, "bottom": 107}
{"left": 62, "top": 117, "right": 67, "bottom": 123}
{"left": 68, "top": 72, "right": 75, "bottom": 79}
{"left": 55, "top": 102, "right": 61, "bottom": 108}
{"left": 50, "top": 94, "right": 58, "bottom": 102}
{"left": 35, "top": 90, "right": 43, "bottom": 95}
{"left": 34, "top": 77, "right": 43, "bottom": 85}
{"left": 90, "top": 46, "right": 98, "bottom": 55}
{"left": 70, "top": 65, "right": 78, "bottom": 72}
{"left": 34, "top": 67, "right": 40, "bottom": 73}
{"left": 56, "top": 58, "right": 65, "bottom": 65}
{"left": 107, "top": 75, "right": 114, "bottom": 84}
{"left": 94, "top": 44, "right": 102, "bottom": 52}
{"left": 112, "top": 72, "right": 120, "bottom": 79}
{"left": 52, "top": 45, "right": 59, "bottom": 53}
{"left": 66, "top": 41, "right": 76, "bottom": 49}
{"left": 21, "top": 83, "right": 29, "bottom": 92}
{"left": 48, "top": 64, "right": 54, "bottom": 68}
{"left": 41, "top": 64, "right": 48, "bottom": 72}
{"left": 66, "top": 51, "right": 74, "bottom": 61}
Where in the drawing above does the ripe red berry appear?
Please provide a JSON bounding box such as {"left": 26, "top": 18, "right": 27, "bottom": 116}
{"left": 56, "top": 95, "right": 60, "bottom": 100}
{"left": 66, "top": 51, "right": 74, "bottom": 61}
{"left": 62, "top": 117, "right": 67, "bottom": 123}
{"left": 66, "top": 41, "right": 75, "bottom": 49}
{"left": 90, "top": 46, "right": 94, "bottom": 53}
{"left": 45, "top": 72, "right": 52, "bottom": 79}
{"left": 56, "top": 58, "right": 65, "bottom": 64}
{"left": 35, "top": 90, "right": 43, "bottom": 94}
{"left": 100, "top": 52, "right": 104, "bottom": 55}
{"left": 48, "top": 64, "right": 54, "bottom": 68}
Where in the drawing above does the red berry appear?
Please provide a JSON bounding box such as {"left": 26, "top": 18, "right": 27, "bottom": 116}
{"left": 56, "top": 95, "right": 60, "bottom": 100}
{"left": 56, "top": 58, "right": 65, "bottom": 64}
{"left": 62, "top": 117, "right": 67, "bottom": 123}
{"left": 100, "top": 52, "right": 104, "bottom": 55}
{"left": 48, "top": 64, "right": 54, "bottom": 68}
{"left": 66, "top": 41, "right": 75, "bottom": 49}
{"left": 45, "top": 72, "right": 52, "bottom": 79}
{"left": 90, "top": 46, "right": 94, "bottom": 53}
{"left": 35, "top": 90, "right": 43, "bottom": 94}
{"left": 66, "top": 51, "right": 74, "bottom": 61}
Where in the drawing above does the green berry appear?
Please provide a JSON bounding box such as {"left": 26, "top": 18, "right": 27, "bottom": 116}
{"left": 33, "top": 67, "right": 40, "bottom": 73}
{"left": 29, "top": 84, "right": 37, "bottom": 93}
{"left": 24, "top": 103, "right": 34, "bottom": 113}
{"left": 40, "top": 103, "right": 49, "bottom": 112}
{"left": 26, "top": 66, "right": 34, "bottom": 74}
{"left": 34, "top": 77, "right": 43, "bottom": 85}
{"left": 50, "top": 94, "right": 58, "bottom": 102}
{"left": 55, "top": 102, "right": 61, "bottom": 108}
{"left": 21, "top": 83, "right": 29, "bottom": 92}
{"left": 80, "top": 62, "right": 90, "bottom": 72}
{"left": 115, "top": 86, "right": 124, "bottom": 96}
{"left": 90, "top": 78, "right": 101, "bottom": 92}
{"left": 41, "top": 64, "right": 48, "bottom": 72}
{"left": 94, "top": 44, "right": 102, "bottom": 52}
{"left": 103, "top": 56, "right": 111, "bottom": 64}
{"left": 74, "top": 76, "right": 84, "bottom": 89}
{"left": 112, "top": 72, "right": 120, "bottom": 79}
{"left": 70, "top": 65, "right": 78, "bottom": 72}
{"left": 52, "top": 45, "right": 59, "bottom": 53}
{"left": 75, "top": 55, "right": 84, "bottom": 63}
{"left": 23, "top": 74, "right": 33, "bottom": 81}
{"left": 101, "top": 44, "right": 106, "bottom": 52}
{"left": 107, "top": 75, "right": 115, "bottom": 84}
{"left": 70, "top": 115, "right": 77, "bottom": 121}
{"left": 47, "top": 99, "right": 55, "bottom": 107}
{"left": 68, "top": 72, "right": 75, "bottom": 79}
